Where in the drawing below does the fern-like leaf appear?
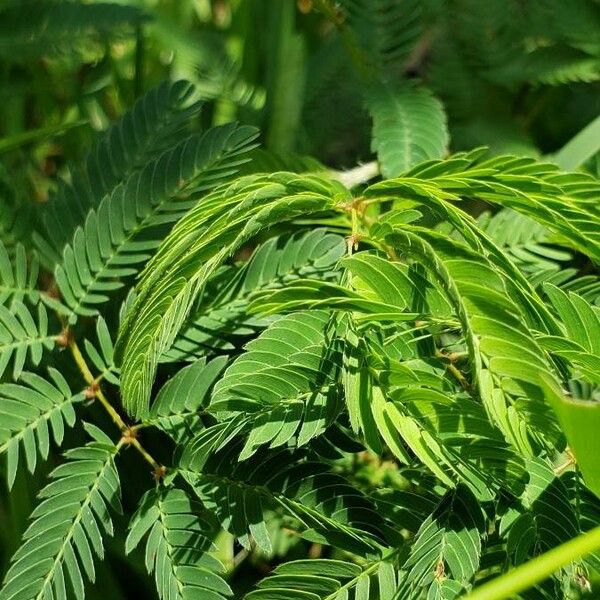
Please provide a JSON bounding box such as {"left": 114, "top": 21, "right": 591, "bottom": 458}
{"left": 499, "top": 458, "right": 579, "bottom": 565}
{"left": 395, "top": 485, "right": 485, "bottom": 599}
{"left": 126, "top": 487, "right": 232, "bottom": 600}
{"left": 148, "top": 357, "right": 227, "bottom": 442}
{"left": 0, "top": 438, "right": 121, "bottom": 600}
{"left": 116, "top": 173, "right": 347, "bottom": 418}
{"left": 55, "top": 122, "right": 258, "bottom": 322}
{"left": 0, "top": 242, "right": 40, "bottom": 307}
{"left": 0, "top": 369, "right": 84, "bottom": 488}
{"left": 0, "top": 301, "right": 57, "bottom": 380}
{"left": 367, "top": 82, "right": 449, "bottom": 177}
{"left": 180, "top": 444, "right": 388, "bottom": 556}
{"left": 538, "top": 284, "right": 600, "bottom": 385}
{"left": 164, "top": 229, "right": 344, "bottom": 362}
{"left": 82, "top": 317, "right": 119, "bottom": 386}
{"left": 35, "top": 80, "right": 204, "bottom": 267}
{"left": 209, "top": 310, "right": 343, "bottom": 460}
{"left": 370, "top": 151, "right": 600, "bottom": 265}
{"left": 339, "top": 0, "right": 424, "bottom": 76}
{"left": 544, "top": 284, "right": 600, "bottom": 355}
{"left": 245, "top": 556, "right": 398, "bottom": 599}
{"left": 477, "top": 209, "right": 572, "bottom": 275}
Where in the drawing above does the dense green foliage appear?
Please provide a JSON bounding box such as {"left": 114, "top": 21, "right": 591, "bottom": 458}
{"left": 1, "top": 2, "right": 600, "bottom": 599}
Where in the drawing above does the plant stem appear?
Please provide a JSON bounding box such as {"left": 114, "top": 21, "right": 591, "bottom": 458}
{"left": 313, "top": 0, "right": 372, "bottom": 81}
{"left": 465, "top": 525, "right": 600, "bottom": 600}
{"left": 435, "top": 348, "right": 470, "bottom": 391}
{"left": 68, "top": 337, "right": 163, "bottom": 473}
{"left": 129, "top": 438, "right": 161, "bottom": 471}
{"left": 265, "top": 1, "right": 305, "bottom": 153}
{"left": 68, "top": 338, "right": 125, "bottom": 430}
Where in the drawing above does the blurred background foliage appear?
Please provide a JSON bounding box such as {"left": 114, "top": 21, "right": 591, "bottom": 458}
{"left": 1, "top": 0, "right": 600, "bottom": 199}
{"left": 0, "top": 0, "right": 599, "bottom": 597}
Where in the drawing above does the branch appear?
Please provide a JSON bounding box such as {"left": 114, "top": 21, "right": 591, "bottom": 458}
{"left": 67, "top": 334, "right": 164, "bottom": 475}
{"left": 68, "top": 337, "right": 125, "bottom": 430}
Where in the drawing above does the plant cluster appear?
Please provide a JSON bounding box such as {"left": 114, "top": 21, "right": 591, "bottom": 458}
{"left": 1, "top": 2, "right": 600, "bottom": 600}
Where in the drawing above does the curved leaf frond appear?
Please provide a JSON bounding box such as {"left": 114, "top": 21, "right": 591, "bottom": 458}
{"left": 245, "top": 556, "right": 398, "bottom": 600}
{"left": 164, "top": 229, "right": 344, "bottom": 362}
{"left": 0, "top": 439, "right": 121, "bottom": 600}
{"left": 209, "top": 310, "right": 343, "bottom": 460}
{"left": 54, "top": 122, "right": 258, "bottom": 322}
{"left": 148, "top": 357, "right": 227, "bottom": 442}
{"left": 395, "top": 485, "right": 486, "bottom": 599}
{"left": 116, "top": 173, "right": 347, "bottom": 418}
{"left": 179, "top": 443, "right": 388, "bottom": 556}
{"left": 126, "top": 487, "right": 232, "bottom": 600}
{"left": 0, "top": 302, "right": 57, "bottom": 380}
{"left": 35, "top": 80, "right": 204, "bottom": 266}
{"left": 367, "top": 82, "right": 449, "bottom": 177}
{"left": 0, "top": 369, "right": 84, "bottom": 488}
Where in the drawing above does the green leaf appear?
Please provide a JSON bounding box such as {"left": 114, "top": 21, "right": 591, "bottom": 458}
{"left": 54, "top": 121, "right": 258, "bottom": 322}
{"left": 148, "top": 357, "right": 228, "bottom": 442}
{"left": 396, "top": 486, "right": 485, "bottom": 599}
{"left": 544, "top": 284, "right": 600, "bottom": 355}
{"left": 116, "top": 173, "right": 346, "bottom": 418}
{"left": 126, "top": 487, "right": 232, "bottom": 600}
{"left": 0, "top": 301, "right": 57, "bottom": 380}
{"left": 164, "top": 229, "right": 344, "bottom": 362}
{"left": 478, "top": 208, "right": 572, "bottom": 276}
{"left": 180, "top": 443, "right": 387, "bottom": 556}
{"left": 339, "top": 0, "right": 424, "bottom": 75}
{"left": 244, "top": 555, "right": 398, "bottom": 600}
{"left": 539, "top": 284, "right": 600, "bottom": 385}
{"left": 0, "top": 369, "right": 85, "bottom": 488}
{"left": 372, "top": 226, "right": 563, "bottom": 450}
{"left": 35, "top": 80, "right": 204, "bottom": 267}
{"left": 0, "top": 439, "right": 121, "bottom": 600}
{"left": 500, "top": 458, "right": 578, "bottom": 564}
{"left": 343, "top": 327, "right": 383, "bottom": 454}
{"left": 554, "top": 113, "right": 600, "bottom": 171}
{"left": 83, "top": 317, "right": 120, "bottom": 386}
{"left": 209, "top": 310, "right": 343, "bottom": 459}
{"left": 542, "top": 379, "right": 600, "bottom": 499}
{"left": 367, "top": 82, "right": 449, "bottom": 177}
{"left": 368, "top": 151, "right": 600, "bottom": 265}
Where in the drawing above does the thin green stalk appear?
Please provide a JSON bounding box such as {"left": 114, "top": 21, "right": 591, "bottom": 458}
{"left": 554, "top": 113, "right": 600, "bottom": 171}
{"left": 465, "top": 525, "right": 600, "bottom": 600}
{"left": 265, "top": 2, "right": 306, "bottom": 153}
{"left": 313, "top": 0, "right": 372, "bottom": 81}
